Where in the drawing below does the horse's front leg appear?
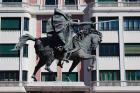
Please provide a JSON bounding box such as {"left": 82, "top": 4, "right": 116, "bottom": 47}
{"left": 65, "top": 56, "right": 81, "bottom": 81}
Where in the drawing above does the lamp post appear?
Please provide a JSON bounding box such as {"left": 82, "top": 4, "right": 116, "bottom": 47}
{"left": 19, "top": 17, "right": 24, "bottom": 86}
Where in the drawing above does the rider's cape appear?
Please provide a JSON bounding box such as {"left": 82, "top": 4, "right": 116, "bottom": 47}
{"left": 46, "top": 9, "right": 70, "bottom": 34}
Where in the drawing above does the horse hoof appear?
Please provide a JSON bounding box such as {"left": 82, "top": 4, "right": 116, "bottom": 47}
{"left": 63, "top": 59, "right": 69, "bottom": 63}
{"left": 57, "top": 62, "right": 63, "bottom": 68}
{"left": 31, "top": 75, "right": 37, "bottom": 81}
{"left": 45, "top": 67, "right": 53, "bottom": 72}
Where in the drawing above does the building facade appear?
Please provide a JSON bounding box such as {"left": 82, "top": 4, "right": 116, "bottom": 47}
{"left": 0, "top": 0, "right": 140, "bottom": 93}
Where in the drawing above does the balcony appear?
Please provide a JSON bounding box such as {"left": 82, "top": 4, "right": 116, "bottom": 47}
{"left": 90, "top": 81, "right": 140, "bottom": 93}
{"left": 62, "top": 5, "right": 78, "bottom": 10}
{"left": 40, "top": 5, "right": 58, "bottom": 10}
{"left": 0, "top": 2, "right": 29, "bottom": 7}
{"left": 0, "top": 2, "right": 85, "bottom": 14}
{"left": 89, "top": 2, "right": 140, "bottom": 13}
{"left": 90, "top": 2, "right": 140, "bottom": 7}
{"left": 97, "top": 2, "right": 118, "bottom": 7}
{"left": 91, "top": 81, "right": 140, "bottom": 86}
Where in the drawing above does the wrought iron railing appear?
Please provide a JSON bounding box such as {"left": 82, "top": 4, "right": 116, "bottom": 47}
{"left": 1, "top": 2, "right": 29, "bottom": 7}
{"left": 62, "top": 5, "right": 78, "bottom": 10}
{"left": 97, "top": 2, "right": 118, "bottom": 7}
{"left": 0, "top": 2, "right": 140, "bottom": 10}
{"left": 0, "top": 81, "right": 27, "bottom": 87}
{"left": 41, "top": 5, "right": 58, "bottom": 10}
{"left": 0, "top": 81, "right": 140, "bottom": 87}
{"left": 91, "top": 81, "right": 140, "bottom": 86}
{"left": 90, "top": 2, "right": 140, "bottom": 7}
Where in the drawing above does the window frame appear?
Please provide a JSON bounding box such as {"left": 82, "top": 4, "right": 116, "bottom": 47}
{"left": 1, "top": 17, "right": 21, "bottom": 30}
{"left": 45, "top": 0, "right": 58, "bottom": 5}
{"left": 124, "top": 17, "right": 140, "bottom": 31}
{"left": 24, "top": 17, "right": 29, "bottom": 31}
{"left": 2, "top": 0, "right": 22, "bottom": 2}
{"left": 0, "top": 44, "right": 28, "bottom": 57}
{"left": 125, "top": 43, "right": 140, "bottom": 56}
{"left": 62, "top": 72, "right": 78, "bottom": 81}
{"left": 99, "top": 70, "right": 120, "bottom": 81}
{"left": 98, "top": 17, "right": 119, "bottom": 31}
{"left": 99, "top": 43, "right": 119, "bottom": 56}
{"left": 0, "top": 70, "right": 27, "bottom": 81}
{"left": 41, "top": 20, "right": 48, "bottom": 33}
{"left": 64, "top": 0, "right": 78, "bottom": 5}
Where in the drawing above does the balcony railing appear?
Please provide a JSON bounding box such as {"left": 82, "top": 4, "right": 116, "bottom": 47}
{"left": 1, "top": 2, "right": 29, "bottom": 7}
{"left": 0, "top": 81, "right": 26, "bottom": 87}
{"left": 98, "top": 2, "right": 118, "bottom": 7}
{"left": 123, "top": 2, "right": 140, "bottom": 7}
{"left": 41, "top": 5, "right": 58, "bottom": 10}
{"left": 62, "top": 5, "right": 78, "bottom": 10}
{"left": 91, "top": 81, "right": 140, "bottom": 86}
{"left": 0, "top": 81, "right": 140, "bottom": 87}
{"left": 90, "top": 2, "right": 140, "bottom": 7}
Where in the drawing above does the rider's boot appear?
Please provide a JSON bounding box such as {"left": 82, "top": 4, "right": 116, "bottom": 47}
{"left": 45, "top": 66, "right": 53, "bottom": 72}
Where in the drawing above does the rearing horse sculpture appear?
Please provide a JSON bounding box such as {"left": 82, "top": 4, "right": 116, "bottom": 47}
{"left": 12, "top": 33, "right": 65, "bottom": 81}
{"left": 13, "top": 8, "right": 102, "bottom": 81}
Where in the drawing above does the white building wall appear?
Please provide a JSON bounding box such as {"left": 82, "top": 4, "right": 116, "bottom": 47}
{"left": 98, "top": 57, "right": 120, "bottom": 70}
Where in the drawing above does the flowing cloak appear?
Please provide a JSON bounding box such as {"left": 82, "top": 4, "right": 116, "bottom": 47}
{"left": 46, "top": 8, "right": 70, "bottom": 34}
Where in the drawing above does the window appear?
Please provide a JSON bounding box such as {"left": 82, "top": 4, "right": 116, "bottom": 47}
{"left": 24, "top": 18, "right": 29, "bottom": 31}
{"left": 125, "top": 0, "right": 139, "bottom": 2}
{"left": 45, "top": 0, "right": 58, "bottom": 5}
{"left": 99, "top": 43, "right": 119, "bottom": 56}
{"left": 98, "top": 17, "right": 119, "bottom": 31}
{"left": 125, "top": 43, "right": 140, "bottom": 56}
{"left": 65, "top": 0, "right": 77, "bottom": 5}
{"left": 72, "top": 19, "right": 80, "bottom": 33}
{"left": 62, "top": 72, "right": 78, "bottom": 81}
{"left": 100, "top": 70, "right": 120, "bottom": 81}
{"left": 98, "top": 0, "right": 117, "bottom": 2}
{"left": 2, "top": 0, "right": 22, "bottom": 2}
{"left": 0, "top": 71, "right": 27, "bottom": 81}
{"left": 126, "top": 70, "right": 140, "bottom": 80}
{"left": 124, "top": 17, "right": 140, "bottom": 31}
{"left": 23, "top": 44, "right": 28, "bottom": 57}
{"left": 91, "top": 70, "right": 96, "bottom": 81}
{"left": 0, "top": 44, "right": 28, "bottom": 57}
{"left": 1, "top": 17, "right": 21, "bottom": 30}
{"left": 41, "top": 72, "right": 56, "bottom": 81}
{"left": 42, "top": 20, "right": 47, "bottom": 33}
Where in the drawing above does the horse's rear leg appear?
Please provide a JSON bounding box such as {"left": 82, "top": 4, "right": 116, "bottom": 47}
{"left": 32, "top": 59, "right": 45, "bottom": 81}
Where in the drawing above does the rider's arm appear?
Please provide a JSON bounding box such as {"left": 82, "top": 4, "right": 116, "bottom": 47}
{"left": 70, "top": 22, "right": 93, "bottom": 26}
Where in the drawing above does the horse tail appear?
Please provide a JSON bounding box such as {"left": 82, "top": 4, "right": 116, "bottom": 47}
{"left": 12, "top": 34, "right": 36, "bottom": 51}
